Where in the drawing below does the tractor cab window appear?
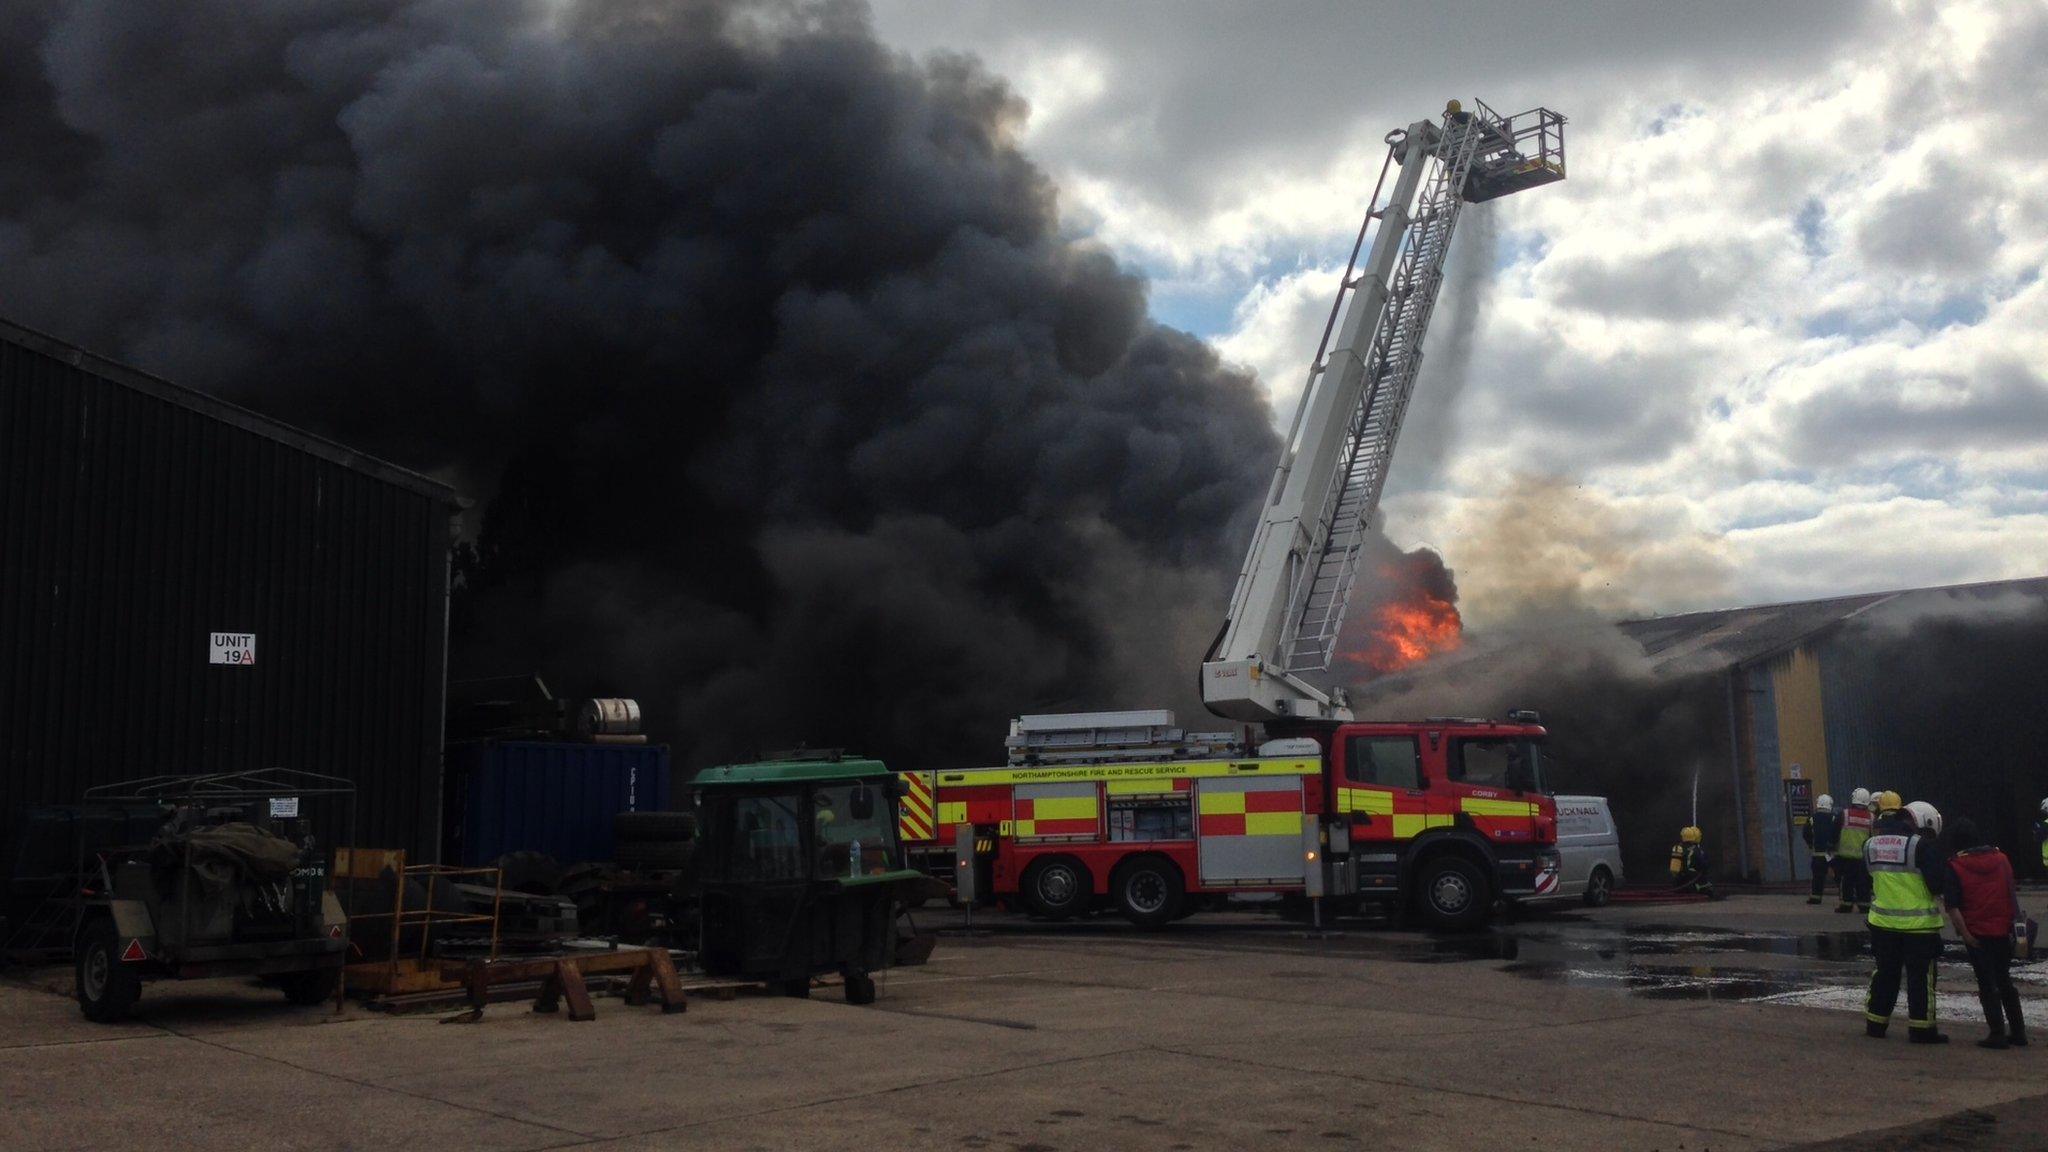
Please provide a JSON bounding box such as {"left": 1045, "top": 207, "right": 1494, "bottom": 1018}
{"left": 1345, "top": 737, "right": 1422, "bottom": 790}
{"left": 725, "top": 794, "right": 805, "bottom": 882}
{"left": 813, "top": 783, "right": 896, "bottom": 877}
{"left": 1449, "top": 739, "right": 1543, "bottom": 794}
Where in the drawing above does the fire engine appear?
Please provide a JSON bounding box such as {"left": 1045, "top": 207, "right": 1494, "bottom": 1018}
{"left": 903, "top": 100, "right": 1569, "bottom": 930}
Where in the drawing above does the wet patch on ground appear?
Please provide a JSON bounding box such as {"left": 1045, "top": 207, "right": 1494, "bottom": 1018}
{"left": 1495, "top": 921, "right": 2048, "bottom": 1023}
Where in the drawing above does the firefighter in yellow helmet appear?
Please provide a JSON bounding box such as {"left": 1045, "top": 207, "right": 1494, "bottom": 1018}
{"left": 1864, "top": 798, "right": 1949, "bottom": 1044}
{"left": 1669, "top": 825, "right": 1715, "bottom": 898}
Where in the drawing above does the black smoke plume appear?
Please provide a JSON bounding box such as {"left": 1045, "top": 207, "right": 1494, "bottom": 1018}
{"left": 0, "top": 0, "right": 1277, "bottom": 769}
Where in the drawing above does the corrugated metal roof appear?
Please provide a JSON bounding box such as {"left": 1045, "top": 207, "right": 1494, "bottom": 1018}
{"left": 1618, "top": 575, "right": 2048, "bottom": 674}
{"left": 0, "top": 316, "right": 462, "bottom": 507}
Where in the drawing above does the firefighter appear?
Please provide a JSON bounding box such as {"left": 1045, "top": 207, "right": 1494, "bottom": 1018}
{"left": 1804, "top": 793, "right": 1840, "bottom": 905}
{"left": 1669, "top": 826, "right": 1715, "bottom": 898}
{"left": 1942, "top": 816, "right": 2027, "bottom": 1049}
{"left": 1835, "top": 787, "right": 1874, "bottom": 914}
{"left": 1864, "top": 798, "right": 1948, "bottom": 1044}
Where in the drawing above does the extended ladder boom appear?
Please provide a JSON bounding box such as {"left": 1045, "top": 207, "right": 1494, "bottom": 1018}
{"left": 1203, "top": 100, "right": 1565, "bottom": 722}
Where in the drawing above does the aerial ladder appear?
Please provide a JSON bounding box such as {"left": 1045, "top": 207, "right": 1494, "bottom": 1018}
{"left": 1201, "top": 99, "right": 1566, "bottom": 723}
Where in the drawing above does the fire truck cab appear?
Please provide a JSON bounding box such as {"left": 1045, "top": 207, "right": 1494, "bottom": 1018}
{"left": 900, "top": 711, "right": 1558, "bottom": 932}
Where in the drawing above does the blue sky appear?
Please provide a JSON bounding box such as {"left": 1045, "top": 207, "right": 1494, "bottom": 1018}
{"left": 869, "top": 0, "right": 2048, "bottom": 621}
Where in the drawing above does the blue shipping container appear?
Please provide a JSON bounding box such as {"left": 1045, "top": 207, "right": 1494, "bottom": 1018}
{"left": 447, "top": 741, "right": 672, "bottom": 867}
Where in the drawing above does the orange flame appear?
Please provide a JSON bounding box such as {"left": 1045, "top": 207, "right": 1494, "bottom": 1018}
{"left": 1358, "top": 596, "right": 1462, "bottom": 674}
{"left": 1337, "top": 557, "right": 1463, "bottom": 678}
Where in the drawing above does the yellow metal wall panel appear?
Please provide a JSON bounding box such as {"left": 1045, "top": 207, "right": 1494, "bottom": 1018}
{"left": 1772, "top": 646, "right": 1831, "bottom": 795}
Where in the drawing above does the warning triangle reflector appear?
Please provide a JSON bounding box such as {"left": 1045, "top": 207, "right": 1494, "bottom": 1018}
{"left": 119, "top": 939, "right": 146, "bottom": 963}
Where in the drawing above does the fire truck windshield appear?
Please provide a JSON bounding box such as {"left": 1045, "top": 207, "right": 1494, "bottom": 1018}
{"left": 1447, "top": 737, "right": 1544, "bottom": 795}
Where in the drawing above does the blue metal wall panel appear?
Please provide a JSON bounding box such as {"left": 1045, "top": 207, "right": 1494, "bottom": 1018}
{"left": 449, "top": 741, "right": 672, "bottom": 866}
{"left": 1747, "top": 662, "right": 1790, "bottom": 882}
{"left": 1815, "top": 633, "right": 1920, "bottom": 805}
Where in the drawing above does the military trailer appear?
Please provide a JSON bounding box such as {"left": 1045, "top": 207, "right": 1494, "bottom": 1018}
{"left": 69, "top": 769, "right": 351, "bottom": 1021}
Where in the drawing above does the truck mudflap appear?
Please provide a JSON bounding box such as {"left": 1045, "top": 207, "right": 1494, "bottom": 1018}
{"left": 1495, "top": 848, "right": 1561, "bottom": 899}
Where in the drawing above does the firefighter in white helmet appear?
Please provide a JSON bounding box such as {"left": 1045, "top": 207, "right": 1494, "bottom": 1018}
{"left": 1864, "top": 799, "right": 1949, "bottom": 1044}
{"left": 1835, "top": 787, "right": 1875, "bottom": 913}
{"left": 1803, "top": 794, "right": 1840, "bottom": 906}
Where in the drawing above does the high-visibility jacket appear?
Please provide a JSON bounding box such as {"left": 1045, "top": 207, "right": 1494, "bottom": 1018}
{"left": 1837, "top": 805, "right": 1873, "bottom": 860}
{"left": 1867, "top": 832, "right": 1942, "bottom": 933}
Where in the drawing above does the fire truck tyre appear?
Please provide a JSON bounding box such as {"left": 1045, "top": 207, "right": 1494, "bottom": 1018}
{"left": 1113, "top": 858, "right": 1185, "bottom": 929}
{"left": 493, "top": 851, "right": 564, "bottom": 896}
{"left": 1583, "top": 866, "right": 1614, "bottom": 908}
{"left": 843, "top": 969, "right": 877, "bottom": 1005}
{"left": 615, "top": 811, "right": 698, "bottom": 843}
{"left": 76, "top": 922, "right": 141, "bottom": 1023}
{"left": 280, "top": 967, "right": 339, "bottom": 1006}
{"left": 1415, "top": 855, "right": 1490, "bottom": 933}
{"left": 1021, "top": 857, "right": 1091, "bottom": 921}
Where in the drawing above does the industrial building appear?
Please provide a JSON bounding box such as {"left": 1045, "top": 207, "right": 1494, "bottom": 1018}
{"left": 0, "top": 317, "right": 463, "bottom": 875}
{"left": 1621, "top": 576, "right": 2048, "bottom": 882}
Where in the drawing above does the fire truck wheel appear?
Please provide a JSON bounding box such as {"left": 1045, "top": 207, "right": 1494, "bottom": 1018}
{"left": 1112, "top": 857, "right": 1185, "bottom": 929}
{"left": 1414, "top": 855, "right": 1490, "bottom": 933}
{"left": 75, "top": 921, "right": 142, "bottom": 1023}
{"left": 1021, "top": 856, "right": 1090, "bottom": 920}
{"left": 1583, "top": 866, "right": 1614, "bottom": 908}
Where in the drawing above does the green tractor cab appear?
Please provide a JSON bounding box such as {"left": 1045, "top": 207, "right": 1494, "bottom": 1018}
{"left": 693, "top": 753, "right": 939, "bottom": 1003}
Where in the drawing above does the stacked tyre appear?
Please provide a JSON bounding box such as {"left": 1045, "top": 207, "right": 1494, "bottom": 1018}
{"left": 614, "top": 811, "right": 697, "bottom": 875}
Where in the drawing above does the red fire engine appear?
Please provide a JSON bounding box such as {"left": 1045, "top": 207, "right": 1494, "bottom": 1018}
{"left": 900, "top": 710, "right": 1558, "bottom": 931}
{"left": 900, "top": 101, "right": 1569, "bottom": 931}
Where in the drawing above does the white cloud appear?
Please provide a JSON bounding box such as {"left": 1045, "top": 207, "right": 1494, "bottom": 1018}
{"left": 869, "top": 0, "right": 2048, "bottom": 614}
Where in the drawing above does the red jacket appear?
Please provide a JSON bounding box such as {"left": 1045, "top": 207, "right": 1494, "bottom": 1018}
{"left": 1945, "top": 848, "right": 2018, "bottom": 939}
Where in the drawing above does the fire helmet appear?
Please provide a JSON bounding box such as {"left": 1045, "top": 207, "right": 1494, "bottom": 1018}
{"left": 2040, "top": 797, "right": 2048, "bottom": 817}
{"left": 1906, "top": 800, "right": 1942, "bottom": 836}
{"left": 1680, "top": 825, "right": 1703, "bottom": 844}
{"left": 1876, "top": 790, "right": 1903, "bottom": 813}
{"left": 1850, "top": 787, "right": 1872, "bottom": 807}
{"left": 1814, "top": 794, "right": 1834, "bottom": 813}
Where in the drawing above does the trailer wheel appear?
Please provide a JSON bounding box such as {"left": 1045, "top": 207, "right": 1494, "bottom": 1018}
{"left": 1414, "top": 855, "right": 1490, "bottom": 933}
{"left": 1112, "top": 857, "right": 1184, "bottom": 929}
{"left": 279, "top": 967, "right": 339, "bottom": 1006}
{"left": 1583, "top": 866, "right": 1614, "bottom": 908}
{"left": 1021, "top": 856, "right": 1090, "bottom": 921}
{"left": 76, "top": 922, "right": 142, "bottom": 1023}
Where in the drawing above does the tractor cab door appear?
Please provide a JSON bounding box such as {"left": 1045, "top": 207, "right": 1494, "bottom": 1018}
{"left": 697, "top": 789, "right": 813, "bottom": 979}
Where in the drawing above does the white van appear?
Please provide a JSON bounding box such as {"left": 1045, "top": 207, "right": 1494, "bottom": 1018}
{"left": 1550, "top": 795, "right": 1623, "bottom": 906}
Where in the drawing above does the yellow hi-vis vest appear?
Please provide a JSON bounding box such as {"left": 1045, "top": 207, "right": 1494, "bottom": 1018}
{"left": 1866, "top": 833, "right": 1942, "bottom": 932}
{"left": 1836, "top": 805, "right": 1872, "bottom": 860}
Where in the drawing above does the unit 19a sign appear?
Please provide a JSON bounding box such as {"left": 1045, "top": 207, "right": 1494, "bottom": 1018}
{"left": 209, "top": 632, "right": 257, "bottom": 666}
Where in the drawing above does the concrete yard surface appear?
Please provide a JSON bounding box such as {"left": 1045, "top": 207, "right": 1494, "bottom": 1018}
{"left": 5, "top": 894, "right": 2047, "bottom": 1151}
